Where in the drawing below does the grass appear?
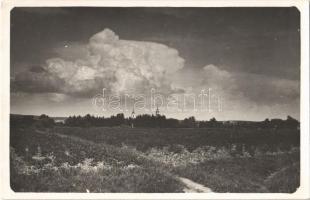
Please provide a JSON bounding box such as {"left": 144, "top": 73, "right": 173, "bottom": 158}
{"left": 10, "top": 126, "right": 300, "bottom": 193}
{"left": 11, "top": 157, "right": 182, "bottom": 193}
{"left": 53, "top": 126, "right": 299, "bottom": 152}
{"left": 264, "top": 162, "right": 300, "bottom": 193}
{"left": 173, "top": 151, "right": 299, "bottom": 193}
{"left": 10, "top": 129, "right": 183, "bottom": 192}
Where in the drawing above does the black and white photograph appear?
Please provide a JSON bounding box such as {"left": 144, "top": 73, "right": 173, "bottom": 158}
{"left": 2, "top": 1, "right": 309, "bottom": 197}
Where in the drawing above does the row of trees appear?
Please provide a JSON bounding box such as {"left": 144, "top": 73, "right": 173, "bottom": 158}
{"left": 65, "top": 114, "right": 181, "bottom": 128}
{"left": 10, "top": 113, "right": 299, "bottom": 129}
{"left": 64, "top": 114, "right": 299, "bottom": 129}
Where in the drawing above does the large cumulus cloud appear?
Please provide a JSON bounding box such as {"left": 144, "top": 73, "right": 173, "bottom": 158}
{"left": 12, "top": 28, "right": 185, "bottom": 97}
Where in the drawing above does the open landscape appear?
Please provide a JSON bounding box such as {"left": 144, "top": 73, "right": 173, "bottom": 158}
{"left": 10, "top": 114, "right": 300, "bottom": 193}
{"left": 10, "top": 7, "right": 301, "bottom": 194}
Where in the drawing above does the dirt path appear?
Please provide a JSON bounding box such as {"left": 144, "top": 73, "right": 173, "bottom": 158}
{"left": 178, "top": 177, "right": 213, "bottom": 193}
{"left": 36, "top": 129, "right": 213, "bottom": 193}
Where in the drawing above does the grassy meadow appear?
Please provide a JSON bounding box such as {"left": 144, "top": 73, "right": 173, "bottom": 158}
{"left": 10, "top": 126, "right": 300, "bottom": 193}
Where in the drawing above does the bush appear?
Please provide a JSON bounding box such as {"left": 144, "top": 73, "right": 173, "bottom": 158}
{"left": 10, "top": 130, "right": 183, "bottom": 192}
{"left": 173, "top": 151, "right": 299, "bottom": 193}
{"left": 10, "top": 126, "right": 300, "bottom": 193}
{"left": 265, "top": 162, "right": 300, "bottom": 193}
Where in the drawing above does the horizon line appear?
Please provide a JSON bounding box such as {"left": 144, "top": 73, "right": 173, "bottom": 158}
{"left": 10, "top": 112, "right": 298, "bottom": 122}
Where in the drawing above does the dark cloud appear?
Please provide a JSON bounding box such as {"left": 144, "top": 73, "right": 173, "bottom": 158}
{"left": 234, "top": 73, "right": 299, "bottom": 105}
{"left": 11, "top": 70, "right": 61, "bottom": 93}
{"left": 11, "top": 7, "right": 300, "bottom": 80}
{"left": 29, "top": 65, "right": 46, "bottom": 73}
{"left": 198, "top": 65, "right": 299, "bottom": 106}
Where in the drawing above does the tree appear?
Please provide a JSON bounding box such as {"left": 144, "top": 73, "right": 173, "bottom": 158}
{"left": 209, "top": 117, "right": 218, "bottom": 128}
{"left": 285, "top": 115, "right": 299, "bottom": 129}
{"left": 210, "top": 117, "right": 217, "bottom": 122}
{"left": 261, "top": 118, "right": 270, "bottom": 128}
{"left": 182, "top": 116, "right": 196, "bottom": 128}
{"left": 35, "top": 114, "right": 55, "bottom": 128}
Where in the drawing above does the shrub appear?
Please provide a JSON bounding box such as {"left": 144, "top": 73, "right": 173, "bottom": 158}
{"left": 264, "top": 162, "right": 300, "bottom": 193}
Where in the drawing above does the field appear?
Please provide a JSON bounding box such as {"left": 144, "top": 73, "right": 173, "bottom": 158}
{"left": 10, "top": 126, "right": 300, "bottom": 193}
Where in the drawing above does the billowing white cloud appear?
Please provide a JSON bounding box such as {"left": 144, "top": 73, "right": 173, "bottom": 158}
{"left": 13, "top": 28, "right": 185, "bottom": 97}
{"left": 86, "top": 29, "right": 184, "bottom": 94}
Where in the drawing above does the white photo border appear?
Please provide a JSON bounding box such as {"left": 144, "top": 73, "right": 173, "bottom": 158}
{"left": 1, "top": 0, "right": 309, "bottom": 199}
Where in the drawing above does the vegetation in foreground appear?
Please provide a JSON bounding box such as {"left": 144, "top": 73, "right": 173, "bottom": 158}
{"left": 173, "top": 150, "right": 299, "bottom": 192}
{"left": 10, "top": 128, "right": 183, "bottom": 192}
{"left": 10, "top": 124, "right": 300, "bottom": 193}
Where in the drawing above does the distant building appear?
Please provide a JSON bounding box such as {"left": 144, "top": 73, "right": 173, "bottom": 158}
{"left": 155, "top": 106, "right": 160, "bottom": 116}
{"left": 53, "top": 117, "right": 66, "bottom": 123}
{"left": 131, "top": 108, "right": 135, "bottom": 119}
{"left": 131, "top": 107, "right": 135, "bottom": 128}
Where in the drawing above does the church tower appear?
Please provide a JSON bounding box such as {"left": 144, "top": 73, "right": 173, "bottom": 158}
{"left": 155, "top": 105, "right": 160, "bottom": 116}
{"left": 131, "top": 107, "right": 135, "bottom": 128}
{"left": 131, "top": 107, "right": 135, "bottom": 119}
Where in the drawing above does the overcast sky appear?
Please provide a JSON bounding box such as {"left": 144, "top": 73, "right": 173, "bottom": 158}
{"left": 10, "top": 7, "right": 300, "bottom": 120}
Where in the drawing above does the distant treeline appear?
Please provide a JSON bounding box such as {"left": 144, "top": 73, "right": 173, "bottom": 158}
{"left": 64, "top": 114, "right": 299, "bottom": 129}
{"left": 10, "top": 114, "right": 55, "bottom": 129}
{"left": 10, "top": 113, "right": 299, "bottom": 130}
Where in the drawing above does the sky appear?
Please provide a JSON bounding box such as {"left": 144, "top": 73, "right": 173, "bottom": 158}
{"left": 10, "top": 7, "right": 300, "bottom": 120}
